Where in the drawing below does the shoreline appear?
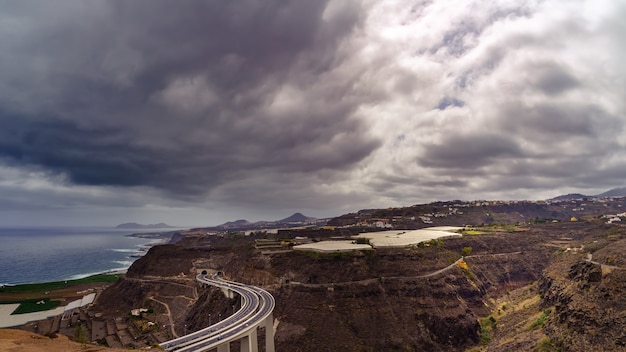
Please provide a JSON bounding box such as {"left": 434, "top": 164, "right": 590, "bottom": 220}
{"left": 1, "top": 231, "right": 174, "bottom": 288}
{"left": 0, "top": 273, "right": 123, "bottom": 294}
{"left": 1, "top": 265, "right": 131, "bottom": 289}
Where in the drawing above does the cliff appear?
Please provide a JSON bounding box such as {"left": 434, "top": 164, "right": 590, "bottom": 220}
{"left": 92, "top": 224, "right": 568, "bottom": 351}
{"left": 538, "top": 235, "right": 626, "bottom": 351}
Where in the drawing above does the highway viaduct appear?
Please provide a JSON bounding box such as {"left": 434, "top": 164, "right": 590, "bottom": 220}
{"left": 159, "top": 273, "right": 275, "bottom": 352}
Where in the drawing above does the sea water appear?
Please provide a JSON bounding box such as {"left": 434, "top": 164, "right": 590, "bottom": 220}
{"left": 0, "top": 227, "right": 171, "bottom": 286}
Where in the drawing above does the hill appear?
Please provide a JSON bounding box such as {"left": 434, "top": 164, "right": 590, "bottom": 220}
{"left": 215, "top": 219, "right": 252, "bottom": 229}
{"left": 595, "top": 187, "right": 626, "bottom": 198}
{"left": 549, "top": 193, "right": 589, "bottom": 201}
{"left": 278, "top": 212, "right": 315, "bottom": 223}
{"left": 206, "top": 213, "right": 323, "bottom": 231}
{"left": 115, "top": 222, "right": 175, "bottom": 229}
{"left": 549, "top": 187, "right": 626, "bottom": 201}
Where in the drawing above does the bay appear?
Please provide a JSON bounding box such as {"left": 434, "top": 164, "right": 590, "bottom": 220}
{"left": 0, "top": 227, "right": 172, "bottom": 286}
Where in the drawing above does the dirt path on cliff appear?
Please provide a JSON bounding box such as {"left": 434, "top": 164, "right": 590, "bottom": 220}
{"left": 148, "top": 296, "right": 178, "bottom": 338}
{"left": 125, "top": 277, "right": 198, "bottom": 299}
{"left": 287, "top": 252, "right": 524, "bottom": 288}
{"left": 586, "top": 253, "right": 626, "bottom": 271}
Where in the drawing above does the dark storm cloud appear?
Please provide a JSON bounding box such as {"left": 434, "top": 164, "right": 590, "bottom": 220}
{"left": 498, "top": 102, "right": 622, "bottom": 141}
{"left": 418, "top": 133, "right": 524, "bottom": 169}
{"left": 0, "top": 0, "right": 380, "bottom": 199}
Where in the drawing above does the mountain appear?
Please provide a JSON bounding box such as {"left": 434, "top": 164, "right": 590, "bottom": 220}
{"left": 208, "top": 213, "right": 323, "bottom": 231}
{"left": 115, "top": 222, "right": 176, "bottom": 229}
{"left": 278, "top": 212, "right": 315, "bottom": 223}
{"left": 595, "top": 187, "right": 626, "bottom": 198}
{"left": 217, "top": 219, "right": 252, "bottom": 228}
{"left": 549, "top": 187, "right": 626, "bottom": 201}
{"left": 549, "top": 193, "right": 589, "bottom": 201}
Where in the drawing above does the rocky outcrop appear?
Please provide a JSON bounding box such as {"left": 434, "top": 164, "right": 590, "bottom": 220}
{"left": 184, "top": 287, "right": 239, "bottom": 332}
{"left": 539, "top": 253, "right": 626, "bottom": 351}
{"left": 272, "top": 275, "right": 482, "bottom": 351}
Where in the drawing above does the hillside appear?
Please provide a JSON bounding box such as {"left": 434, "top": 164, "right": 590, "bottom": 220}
{"left": 327, "top": 197, "right": 626, "bottom": 229}
{"left": 596, "top": 187, "right": 626, "bottom": 198}
{"left": 88, "top": 219, "right": 626, "bottom": 351}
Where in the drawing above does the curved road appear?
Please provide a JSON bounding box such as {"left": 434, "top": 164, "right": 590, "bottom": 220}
{"left": 160, "top": 274, "right": 274, "bottom": 352}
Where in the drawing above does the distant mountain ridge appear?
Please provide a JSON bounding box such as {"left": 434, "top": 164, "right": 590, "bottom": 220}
{"left": 116, "top": 222, "right": 176, "bottom": 229}
{"left": 217, "top": 219, "right": 252, "bottom": 228}
{"left": 205, "top": 213, "right": 325, "bottom": 231}
{"left": 596, "top": 187, "right": 626, "bottom": 198}
{"left": 550, "top": 193, "right": 589, "bottom": 201}
{"left": 550, "top": 187, "right": 626, "bottom": 201}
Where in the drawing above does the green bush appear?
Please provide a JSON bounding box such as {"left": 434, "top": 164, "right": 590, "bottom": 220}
{"left": 74, "top": 325, "right": 88, "bottom": 343}
{"left": 479, "top": 316, "right": 497, "bottom": 345}
{"left": 354, "top": 237, "right": 370, "bottom": 245}
{"left": 529, "top": 309, "right": 551, "bottom": 330}
{"left": 533, "top": 337, "right": 560, "bottom": 351}
{"left": 461, "top": 247, "right": 473, "bottom": 256}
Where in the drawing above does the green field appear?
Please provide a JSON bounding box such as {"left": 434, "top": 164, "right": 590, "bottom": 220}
{"left": 463, "top": 230, "right": 487, "bottom": 235}
{"left": 11, "top": 298, "right": 62, "bottom": 315}
{"left": 0, "top": 273, "right": 121, "bottom": 293}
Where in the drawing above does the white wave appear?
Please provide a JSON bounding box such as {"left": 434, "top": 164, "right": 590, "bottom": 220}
{"left": 113, "top": 260, "right": 134, "bottom": 267}
{"left": 67, "top": 271, "right": 108, "bottom": 280}
{"left": 110, "top": 248, "right": 139, "bottom": 253}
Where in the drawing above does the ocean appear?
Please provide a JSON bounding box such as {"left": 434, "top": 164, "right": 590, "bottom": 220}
{"left": 0, "top": 227, "right": 172, "bottom": 286}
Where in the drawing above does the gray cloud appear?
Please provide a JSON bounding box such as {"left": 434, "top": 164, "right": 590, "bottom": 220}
{"left": 437, "top": 97, "right": 465, "bottom": 110}
{"left": 0, "top": 0, "right": 379, "bottom": 203}
{"left": 0, "top": 0, "right": 625, "bottom": 225}
{"left": 418, "top": 133, "right": 524, "bottom": 169}
{"left": 532, "top": 64, "right": 580, "bottom": 96}
{"left": 499, "top": 102, "right": 621, "bottom": 140}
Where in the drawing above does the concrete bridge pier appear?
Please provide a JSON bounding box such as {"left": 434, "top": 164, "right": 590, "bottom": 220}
{"left": 220, "top": 287, "right": 235, "bottom": 299}
{"left": 264, "top": 313, "right": 275, "bottom": 352}
{"left": 217, "top": 343, "right": 230, "bottom": 352}
{"left": 239, "top": 328, "right": 258, "bottom": 352}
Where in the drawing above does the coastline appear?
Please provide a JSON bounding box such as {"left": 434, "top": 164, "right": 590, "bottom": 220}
{"left": 0, "top": 273, "right": 122, "bottom": 329}
{"left": 0, "top": 227, "right": 176, "bottom": 287}
{"left": 0, "top": 273, "right": 122, "bottom": 294}
{"left": 126, "top": 229, "right": 181, "bottom": 240}
{"left": 53, "top": 231, "right": 176, "bottom": 284}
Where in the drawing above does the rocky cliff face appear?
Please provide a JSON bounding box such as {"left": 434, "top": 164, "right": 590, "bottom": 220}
{"left": 271, "top": 270, "right": 484, "bottom": 351}
{"left": 92, "top": 224, "right": 576, "bottom": 351}
{"left": 539, "top": 241, "right": 626, "bottom": 351}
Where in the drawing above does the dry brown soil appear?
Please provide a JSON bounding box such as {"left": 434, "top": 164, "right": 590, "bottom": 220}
{"left": 0, "top": 329, "right": 126, "bottom": 352}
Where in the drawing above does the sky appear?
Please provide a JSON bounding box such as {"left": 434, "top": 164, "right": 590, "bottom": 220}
{"left": 0, "top": 0, "right": 625, "bottom": 227}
